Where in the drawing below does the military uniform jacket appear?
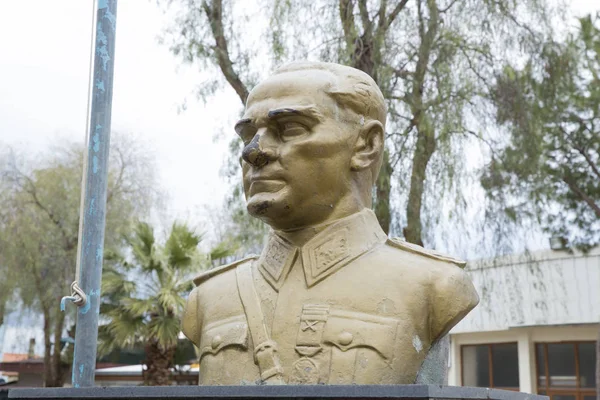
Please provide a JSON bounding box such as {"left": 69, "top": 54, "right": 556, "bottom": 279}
{"left": 182, "top": 209, "right": 479, "bottom": 385}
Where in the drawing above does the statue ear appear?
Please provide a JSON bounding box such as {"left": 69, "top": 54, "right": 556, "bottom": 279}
{"left": 350, "top": 120, "right": 384, "bottom": 171}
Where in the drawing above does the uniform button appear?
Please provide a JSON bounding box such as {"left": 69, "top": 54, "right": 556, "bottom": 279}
{"left": 211, "top": 335, "right": 223, "bottom": 349}
{"left": 338, "top": 331, "right": 353, "bottom": 346}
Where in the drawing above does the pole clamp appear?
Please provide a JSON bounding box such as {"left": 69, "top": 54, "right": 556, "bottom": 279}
{"left": 60, "top": 281, "right": 87, "bottom": 311}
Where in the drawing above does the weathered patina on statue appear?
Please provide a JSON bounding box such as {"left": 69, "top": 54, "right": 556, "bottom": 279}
{"left": 182, "top": 62, "right": 479, "bottom": 385}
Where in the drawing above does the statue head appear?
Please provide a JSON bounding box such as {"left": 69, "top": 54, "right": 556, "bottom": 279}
{"left": 235, "top": 61, "right": 387, "bottom": 231}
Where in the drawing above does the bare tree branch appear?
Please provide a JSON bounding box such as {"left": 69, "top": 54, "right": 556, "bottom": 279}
{"left": 10, "top": 168, "right": 75, "bottom": 251}
{"left": 107, "top": 145, "right": 126, "bottom": 204}
{"left": 439, "top": 0, "right": 460, "bottom": 13}
{"left": 357, "top": 0, "right": 372, "bottom": 35}
{"left": 202, "top": 0, "right": 249, "bottom": 105}
{"left": 562, "top": 174, "right": 600, "bottom": 218}
{"left": 388, "top": 120, "right": 416, "bottom": 165}
{"left": 560, "top": 115, "right": 600, "bottom": 180}
{"left": 383, "top": 0, "right": 410, "bottom": 31}
{"left": 413, "top": 0, "right": 439, "bottom": 107}
{"left": 393, "top": 68, "right": 412, "bottom": 79}
{"left": 463, "top": 129, "right": 498, "bottom": 157}
{"left": 339, "top": 0, "right": 359, "bottom": 52}
{"left": 377, "top": 0, "right": 388, "bottom": 31}
{"left": 574, "top": 145, "right": 600, "bottom": 180}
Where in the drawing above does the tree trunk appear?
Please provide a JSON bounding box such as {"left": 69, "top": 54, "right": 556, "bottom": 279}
{"left": 42, "top": 311, "right": 53, "bottom": 387}
{"left": 0, "top": 301, "right": 5, "bottom": 358}
{"left": 350, "top": 35, "right": 392, "bottom": 235}
{"left": 143, "top": 339, "right": 176, "bottom": 386}
{"left": 0, "top": 300, "right": 5, "bottom": 327}
{"left": 374, "top": 150, "right": 392, "bottom": 233}
{"left": 403, "top": 0, "right": 440, "bottom": 247}
{"left": 404, "top": 121, "right": 436, "bottom": 246}
{"left": 41, "top": 307, "right": 66, "bottom": 387}
{"left": 48, "top": 311, "right": 66, "bottom": 387}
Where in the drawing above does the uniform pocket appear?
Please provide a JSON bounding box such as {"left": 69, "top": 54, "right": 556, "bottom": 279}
{"left": 199, "top": 315, "right": 249, "bottom": 360}
{"left": 323, "top": 309, "right": 398, "bottom": 359}
{"left": 322, "top": 309, "right": 398, "bottom": 384}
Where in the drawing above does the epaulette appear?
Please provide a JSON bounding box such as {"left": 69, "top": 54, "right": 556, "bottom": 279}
{"left": 193, "top": 255, "right": 259, "bottom": 286}
{"left": 386, "top": 238, "right": 466, "bottom": 269}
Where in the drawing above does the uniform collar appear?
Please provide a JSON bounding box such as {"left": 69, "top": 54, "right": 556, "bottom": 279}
{"left": 257, "top": 208, "right": 387, "bottom": 291}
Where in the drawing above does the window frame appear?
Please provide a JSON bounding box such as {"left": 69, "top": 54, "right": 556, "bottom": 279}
{"left": 460, "top": 342, "right": 520, "bottom": 391}
{"left": 535, "top": 341, "right": 597, "bottom": 400}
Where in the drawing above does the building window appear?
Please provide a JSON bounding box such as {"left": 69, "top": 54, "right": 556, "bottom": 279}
{"left": 461, "top": 343, "right": 520, "bottom": 390}
{"left": 536, "top": 342, "right": 597, "bottom": 400}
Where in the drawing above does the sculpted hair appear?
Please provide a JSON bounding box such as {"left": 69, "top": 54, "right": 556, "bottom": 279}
{"left": 273, "top": 61, "right": 387, "bottom": 185}
{"left": 273, "top": 61, "right": 387, "bottom": 127}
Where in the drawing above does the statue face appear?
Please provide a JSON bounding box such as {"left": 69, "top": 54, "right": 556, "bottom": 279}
{"left": 236, "top": 70, "right": 359, "bottom": 230}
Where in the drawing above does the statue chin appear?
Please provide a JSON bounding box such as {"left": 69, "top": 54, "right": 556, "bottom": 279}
{"left": 246, "top": 192, "right": 290, "bottom": 227}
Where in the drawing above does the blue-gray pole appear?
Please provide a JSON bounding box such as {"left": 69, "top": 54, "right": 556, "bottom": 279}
{"left": 71, "top": 0, "right": 118, "bottom": 388}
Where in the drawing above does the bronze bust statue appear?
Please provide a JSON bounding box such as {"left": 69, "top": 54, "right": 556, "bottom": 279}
{"left": 182, "top": 61, "right": 479, "bottom": 385}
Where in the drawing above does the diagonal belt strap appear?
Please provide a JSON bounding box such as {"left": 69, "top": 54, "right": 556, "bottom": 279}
{"left": 236, "top": 262, "right": 285, "bottom": 385}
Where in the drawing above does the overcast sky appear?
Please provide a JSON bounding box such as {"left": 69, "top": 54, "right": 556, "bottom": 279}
{"left": 0, "top": 0, "right": 242, "bottom": 231}
{"left": 1, "top": 0, "right": 599, "bottom": 232}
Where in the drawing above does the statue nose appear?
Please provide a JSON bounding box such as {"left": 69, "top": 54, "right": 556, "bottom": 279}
{"left": 242, "top": 134, "right": 271, "bottom": 168}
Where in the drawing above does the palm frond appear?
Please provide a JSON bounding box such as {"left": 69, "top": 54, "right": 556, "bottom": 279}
{"left": 165, "top": 222, "right": 201, "bottom": 270}
{"left": 102, "top": 269, "right": 136, "bottom": 298}
{"left": 103, "top": 248, "right": 124, "bottom": 263}
{"left": 97, "top": 325, "right": 119, "bottom": 357}
{"left": 99, "top": 220, "right": 204, "bottom": 358}
{"left": 124, "top": 298, "right": 155, "bottom": 317}
{"left": 100, "top": 311, "right": 146, "bottom": 353}
{"left": 147, "top": 314, "right": 181, "bottom": 349}
{"left": 157, "top": 287, "right": 187, "bottom": 315}
{"left": 128, "top": 221, "right": 161, "bottom": 273}
{"left": 173, "top": 280, "right": 195, "bottom": 294}
{"left": 209, "top": 241, "right": 236, "bottom": 262}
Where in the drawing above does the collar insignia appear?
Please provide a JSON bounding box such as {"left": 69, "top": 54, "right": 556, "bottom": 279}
{"left": 258, "top": 209, "right": 386, "bottom": 291}
{"left": 257, "top": 233, "right": 297, "bottom": 290}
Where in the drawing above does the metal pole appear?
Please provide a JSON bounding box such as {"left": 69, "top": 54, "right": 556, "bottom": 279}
{"left": 71, "top": 0, "right": 118, "bottom": 388}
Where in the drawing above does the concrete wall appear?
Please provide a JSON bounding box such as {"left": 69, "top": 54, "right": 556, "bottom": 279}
{"left": 454, "top": 248, "right": 600, "bottom": 333}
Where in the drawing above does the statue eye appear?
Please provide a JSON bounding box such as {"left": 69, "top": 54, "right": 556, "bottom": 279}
{"left": 280, "top": 121, "right": 309, "bottom": 140}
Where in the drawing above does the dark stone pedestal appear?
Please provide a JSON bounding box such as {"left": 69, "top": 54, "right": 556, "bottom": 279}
{"left": 1, "top": 385, "right": 547, "bottom": 400}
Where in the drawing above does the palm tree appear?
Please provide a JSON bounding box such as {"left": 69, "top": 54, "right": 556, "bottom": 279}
{"left": 99, "top": 221, "right": 209, "bottom": 385}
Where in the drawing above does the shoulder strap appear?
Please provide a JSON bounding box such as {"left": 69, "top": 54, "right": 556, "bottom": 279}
{"left": 387, "top": 238, "right": 467, "bottom": 268}
{"left": 193, "top": 255, "right": 258, "bottom": 286}
{"left": 235, "top": 262, "right": 285, "bottom": 385}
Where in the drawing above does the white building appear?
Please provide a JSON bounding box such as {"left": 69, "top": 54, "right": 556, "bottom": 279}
{"left": 448, "top": 247, "right": 599, "bottom": 400}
